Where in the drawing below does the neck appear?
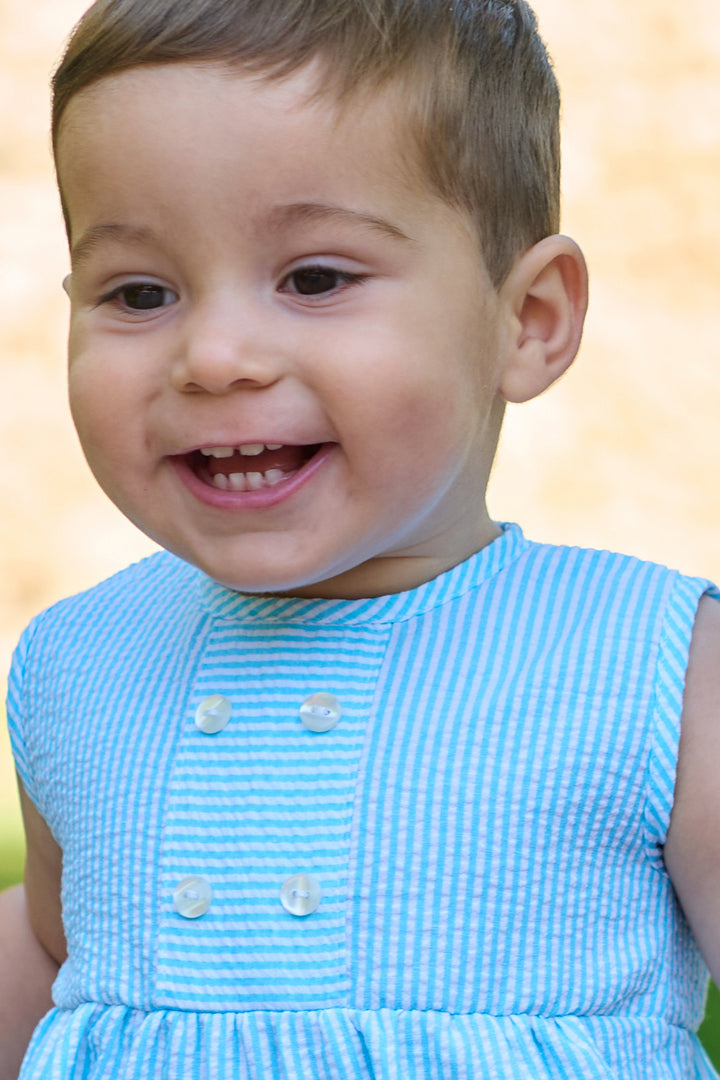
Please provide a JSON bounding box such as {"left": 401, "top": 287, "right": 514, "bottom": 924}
{"left": 279, "top": 519, "right": 503, "bottom": 601}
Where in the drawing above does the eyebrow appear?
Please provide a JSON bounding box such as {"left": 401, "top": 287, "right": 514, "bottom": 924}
{"left": 263, "top": 202, "right": 416, "bottom": 244}
{"left": 70, "top": 223, "right": 161, "bottom": 268}
{"left": 69, "top": 203, "right": 415, "bottom": 268}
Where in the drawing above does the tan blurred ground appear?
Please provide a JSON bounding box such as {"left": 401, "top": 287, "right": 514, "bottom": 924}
{"left": 1, "top": 0, "right": 719, "bottom": 834}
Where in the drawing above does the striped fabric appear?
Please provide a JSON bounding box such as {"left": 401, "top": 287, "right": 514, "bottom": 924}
{"left": 8, "top": 523, "right": 720, "bottom": 1079}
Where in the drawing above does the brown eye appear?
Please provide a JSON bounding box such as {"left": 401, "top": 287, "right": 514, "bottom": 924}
{"left": 99, "top": 281, "right": 178, "bottom": 314}
{"left": 287, "top": 267, "right": 345, "bottom": 295}
{"left": 120, "top": 283, "right": 172, "bottom": 309}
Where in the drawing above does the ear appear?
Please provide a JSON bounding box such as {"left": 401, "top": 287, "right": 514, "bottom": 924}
{"left": 62, "top": 274, "right": 72, "bottom": 298}
{"left": 497, "top": 235, "right": 588, "bottom": 404}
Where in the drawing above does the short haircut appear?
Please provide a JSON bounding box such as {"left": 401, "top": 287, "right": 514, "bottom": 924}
{"left": 52, "top": 0, "right": 561, "bottom": 286}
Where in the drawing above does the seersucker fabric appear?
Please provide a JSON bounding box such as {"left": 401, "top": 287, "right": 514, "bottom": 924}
{"left": 7, "top": 523, "right": 720, "bottom": 1078}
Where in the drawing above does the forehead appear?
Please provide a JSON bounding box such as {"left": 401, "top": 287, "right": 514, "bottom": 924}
{"left": 55, "top": 62, "right": 433, "bottom": 237}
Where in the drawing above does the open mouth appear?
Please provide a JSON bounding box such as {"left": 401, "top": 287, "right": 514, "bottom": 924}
{"left": 186, "top": 442, "right": 324, "bottom": 493}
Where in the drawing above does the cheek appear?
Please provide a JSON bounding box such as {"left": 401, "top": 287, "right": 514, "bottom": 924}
{"left": 68, "top": 362, "right": 100, "bottom": 447}
{"left": 338, "top": 377, "right": 481, "bottom": 508}
{"left": 68, "top": 352, "right": 134, "bottom": 472}
{"left": 68, "top": 356, "right": 108, "bottom": 446}
{"left": 68, "top": 321, "right": 151, "bottom": 437}
{"left": 347, "top": 345, "right": 488, "bottom": 453}
{"left": 68, "top": 323, "right": 103, "bottom": 428}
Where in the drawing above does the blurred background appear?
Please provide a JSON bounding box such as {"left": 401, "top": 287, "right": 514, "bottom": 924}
{"left": 1, "top": 0, "right": 719, "bottom": 1060}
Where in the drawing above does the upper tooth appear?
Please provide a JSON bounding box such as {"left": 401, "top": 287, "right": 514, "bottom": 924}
{"left": 200, "top": 442, "right": 284, "bottom": 458}
{"left": 201, "top": 447, "right": 234, "bottom": 458}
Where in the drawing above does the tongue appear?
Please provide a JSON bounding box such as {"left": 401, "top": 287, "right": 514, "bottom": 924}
{"left": 207, "top": 445, "right": 314, "bottom": 478}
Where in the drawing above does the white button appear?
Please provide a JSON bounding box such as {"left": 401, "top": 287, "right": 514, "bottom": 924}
{"left": 173, "top": 876, "right": 212, "bottom": 918}
{"left": 280, "top": 873, "right": 322, "bottom": 917}
{"left": 195, "top": 695, "right": 232, "bottom": 734}
{"left": 299, "top": 692, "right": 341, "bottom": 733}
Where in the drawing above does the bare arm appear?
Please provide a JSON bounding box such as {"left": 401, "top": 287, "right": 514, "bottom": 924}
{"left": 0, "top": 885, "right": 58, "bottom": 1080}
{"left": 665, "top": 594, "right": 720, "bottom": 984}
{"left": 0, "top": 779, "right": 65, "bottom": 1080}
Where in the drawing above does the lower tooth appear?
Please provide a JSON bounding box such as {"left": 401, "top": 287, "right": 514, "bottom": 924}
{"left": 228, "top": 473, "right": 247, "bottom": 492}
{"left": 211, "top": 470, "right": 286, "bottom": 494}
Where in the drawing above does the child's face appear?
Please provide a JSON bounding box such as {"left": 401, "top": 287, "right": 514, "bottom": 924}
{"left": 58, "top": 63, "right": 511, "bottom": 597}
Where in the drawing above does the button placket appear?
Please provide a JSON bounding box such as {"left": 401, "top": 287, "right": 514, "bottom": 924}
{"left": 157, "top": 617, "right": 391, "bottom": 1010}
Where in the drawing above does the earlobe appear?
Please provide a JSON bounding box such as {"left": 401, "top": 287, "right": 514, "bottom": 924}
{"left": 498, "top": 235, "right": 588, "bottom": 404}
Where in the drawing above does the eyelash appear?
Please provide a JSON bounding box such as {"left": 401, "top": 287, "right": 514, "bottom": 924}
{"left": 279, "top": 265, "right": 368, "bottom": 298}
{"left": 98, "top": 282, "right": 176, "bottom": 313}
{"left": 96, "top": 264, "right": 368, "bottom": 313}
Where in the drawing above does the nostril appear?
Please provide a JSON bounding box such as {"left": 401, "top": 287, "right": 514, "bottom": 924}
{"left": 176, "top": 372, "right": 282, "bottom": 396}
{"left": 173, "top": 337, "right": 284, "bottom": 394}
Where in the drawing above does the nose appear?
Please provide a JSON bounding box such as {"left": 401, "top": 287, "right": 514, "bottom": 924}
{"left": 170, "top": 294, "right": 284, "bottom": 395}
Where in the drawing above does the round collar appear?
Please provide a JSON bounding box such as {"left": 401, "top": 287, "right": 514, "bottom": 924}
{"left": 197, "top": 522, "right": 528, "bottom": 626}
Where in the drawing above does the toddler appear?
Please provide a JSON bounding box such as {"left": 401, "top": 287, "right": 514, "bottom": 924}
{"left": 3, "top": 0, "right": 720, "bottom": 1077}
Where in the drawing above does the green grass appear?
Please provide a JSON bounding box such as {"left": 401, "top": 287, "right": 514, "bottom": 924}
{"left": 700, "top": 981, "right": 720, "bottom": 1067}
{"left": 1, "top": 828, "right": 719, "bottom": 1066}
{"left": 0, "top": 831, "right": 24, "bottom": 891}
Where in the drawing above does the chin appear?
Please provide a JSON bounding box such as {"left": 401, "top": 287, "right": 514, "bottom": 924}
{"left": 186, "top": 549, "right": 341, "bottom": 597}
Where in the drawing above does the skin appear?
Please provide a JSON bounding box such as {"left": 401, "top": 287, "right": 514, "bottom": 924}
{"left": 0, "top": 882, "right": 59, "bottom": 1080}
{"left": 664, "top": 595, "right": 720, "bottom": 982}
{"left": 57, "top": 63, "right": 587, "bottom": 600}
{"left": 5, "top": 60, "right": 719, "bottom": 1067}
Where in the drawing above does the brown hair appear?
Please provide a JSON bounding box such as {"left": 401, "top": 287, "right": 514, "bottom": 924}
{"left": 52, "top": 0, "right": 561, "bottom": 286}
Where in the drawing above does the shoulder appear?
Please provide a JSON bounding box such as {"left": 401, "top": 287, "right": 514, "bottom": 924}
{"left": 11, "top": 550, "right": 200, "bottom": 672}
{"left": 23, "top": 549, "right": 196, "bottom": 626}
{"left": 514, "top": 533, "right": 711, "bottom": 621}
{"left": 44, "top": 548, "right": 196, "bottom": 615}
{"left": 516, "top": 533, "right": 677, "bottom": 582}
{"left": 7, "top": 551, "right": 207, "bottom": 805}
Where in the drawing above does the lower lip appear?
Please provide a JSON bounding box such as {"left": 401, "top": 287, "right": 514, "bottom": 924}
{"left": 170, "top": 444, "right": 336, "bottom": 511}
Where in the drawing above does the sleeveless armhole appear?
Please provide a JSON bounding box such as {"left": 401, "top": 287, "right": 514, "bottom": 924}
{"left": 645, "top": 574, "right": 720, "bottom": 869}
{"left": 6, "top": 617, "right": 42, "bottom": 810}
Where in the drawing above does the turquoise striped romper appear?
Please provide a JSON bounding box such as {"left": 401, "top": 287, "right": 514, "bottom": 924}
{"left": 8, "top": 523, "right": 720, "bottom": 1078}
